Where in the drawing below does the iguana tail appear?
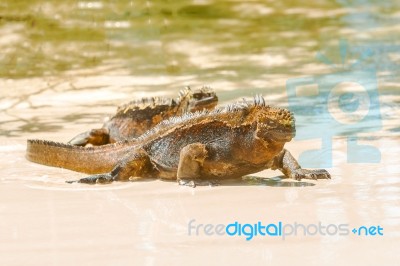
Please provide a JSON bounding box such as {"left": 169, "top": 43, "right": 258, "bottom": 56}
{"left": 26, "top": 139, "right": 135, "bottom": 174}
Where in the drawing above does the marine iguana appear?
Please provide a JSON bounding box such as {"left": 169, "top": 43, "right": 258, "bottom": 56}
{"left": 26, "top": 95, "right": 331, "bottom": 186}
{"left": 68, "top": 86, "right": 218, "bottom": 146}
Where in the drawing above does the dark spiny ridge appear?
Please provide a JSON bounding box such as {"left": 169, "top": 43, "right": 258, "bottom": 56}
{"left": 117, "top": 86, "right": 215, "bottom": 114}
{"left": 28, "top": 95, "right": 291, "bottom": 149}
{"left": 253, "top": 94, "right": 266, "bottom": 106}
{"left": 116, "top": 97, "right": 175, "bottom": 114}
{"left": 136, "top": 95, "right": 279, "bottom": 142}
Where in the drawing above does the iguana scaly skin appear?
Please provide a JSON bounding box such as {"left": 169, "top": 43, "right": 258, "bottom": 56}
{"left": 68, "top": 86, "right": 218, "bottom": 146}
{"left": 26, "top": 96, "right": 331, "bottom": 186}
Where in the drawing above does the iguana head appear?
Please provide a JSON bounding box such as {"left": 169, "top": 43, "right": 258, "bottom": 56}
{"left": 189, "top": 86, "right": 218, "bottom": 112}
{"left": 177, "top": 86, "right": 218, "bottom": 113}
{"left": 252, "top": 96, "right": 295, "bottom": 143}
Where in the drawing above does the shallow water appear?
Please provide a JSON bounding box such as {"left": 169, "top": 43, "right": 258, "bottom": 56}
{"left": 0, "top": 1, "right": 399, "bottom": 265}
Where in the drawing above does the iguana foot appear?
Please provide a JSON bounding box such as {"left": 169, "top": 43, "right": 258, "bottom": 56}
{"left": 66, "top": 148, "right": 153, "bottom": 184}
{"left": 178, "top": 179, "right": 219, "bottom": 188}
{"left": 68, "top": 128, "right": 110, "bottom": 146}
{"left": 291, "top": 169, "right": 331, "bottom": 181}
{"left": 276, "top": 149, "right": 331, "bottom": 181}
{"left": 66, "top": 173, "right": 114, "bottom": 184}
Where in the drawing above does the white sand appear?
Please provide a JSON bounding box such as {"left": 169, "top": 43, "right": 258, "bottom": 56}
{"left": 0, "top": 78, "right": 399, "bottom": 266}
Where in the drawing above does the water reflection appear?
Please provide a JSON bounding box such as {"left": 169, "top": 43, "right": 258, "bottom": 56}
{"left": 0, "top": 0, "right": 397, "bottom": 79}
{"left": 239, "top": 176, "right": 316, "bottom": 187}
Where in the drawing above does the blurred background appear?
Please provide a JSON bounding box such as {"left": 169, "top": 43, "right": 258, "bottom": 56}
{"left": 0, "top": 0, "right": 399, "bottom": 140}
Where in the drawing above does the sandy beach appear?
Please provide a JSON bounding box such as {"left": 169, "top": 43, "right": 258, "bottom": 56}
{"left": 1, "top": 1, "right": 400, "bottom": 265}
{"left": 0, "top": 75, "right": 399, "bottom": 265}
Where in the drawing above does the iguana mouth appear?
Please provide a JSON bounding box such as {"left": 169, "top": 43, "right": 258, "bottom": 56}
{"left": 272, "top": 128, "right": 295, "bottom": 141}
{"left": 190, "top": 95, "right": 218, "bottom": 110}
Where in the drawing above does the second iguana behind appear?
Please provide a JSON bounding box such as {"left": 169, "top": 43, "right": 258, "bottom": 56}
{"left": 68, "top": 86, "right": 218, "bottom": 146}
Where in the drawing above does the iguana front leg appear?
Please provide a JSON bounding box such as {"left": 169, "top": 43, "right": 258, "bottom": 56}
{"left": 177, "top": 143, "right": 216, "bottom": 187}
{"left": 272, "top": 149, "right": 331, "bottom": 180}
{"left": 67, "top": 149, "right": 154, "bottom": 184}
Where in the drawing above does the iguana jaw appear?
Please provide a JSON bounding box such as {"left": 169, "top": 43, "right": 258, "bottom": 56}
{"left": 256, "top": 126, "right": 295, "bottom": 143}
{"left": 189, "top": 95, "right": 218, "bottom": 112}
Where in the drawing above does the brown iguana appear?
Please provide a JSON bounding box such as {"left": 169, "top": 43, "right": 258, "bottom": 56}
{"left": 68, "top": 86, "right": 218, "bottom": 146}
{"left": 26, "top": 95, "right": 331, "bottom": 186}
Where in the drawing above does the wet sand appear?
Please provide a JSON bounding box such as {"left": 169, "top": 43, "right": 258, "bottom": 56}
{"left": 1, "top": 77, "right": 399, "bottom": 265}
